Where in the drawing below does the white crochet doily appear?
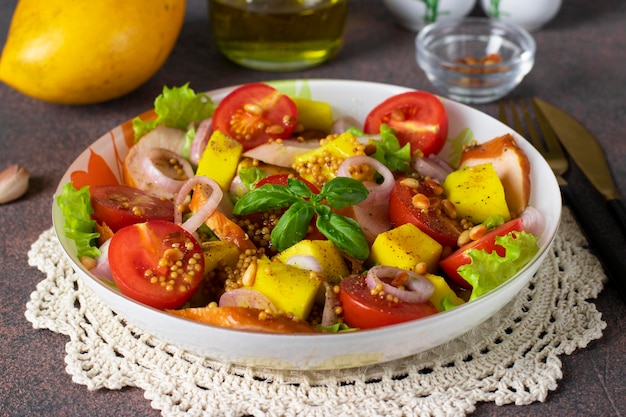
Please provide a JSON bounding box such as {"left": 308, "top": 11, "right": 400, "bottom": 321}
{"left": 26, "top": 207, "right": 607, "bottom": 417}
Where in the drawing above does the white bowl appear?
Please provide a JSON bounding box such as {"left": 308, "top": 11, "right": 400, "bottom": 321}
{"left": 52, "top": 79, "right": 561, "bottom": 370}
{"left": 383, "top": 0, "right": 477, "bottom": 32}
{"left": 480, "top": 0, "right": 562, "bottom": 31}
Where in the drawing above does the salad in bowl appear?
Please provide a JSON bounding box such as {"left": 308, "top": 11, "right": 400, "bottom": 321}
{"left": 53, "top": 79, "right": 560, "bottom": 369}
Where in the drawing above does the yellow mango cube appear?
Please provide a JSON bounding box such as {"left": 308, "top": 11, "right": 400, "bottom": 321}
{"left": 293, "top": 131, "right": 366, "bottom": 187}
{"left": 196, "top": 130, "right": 243, "bottom": 191}
{"left": 442, "top": 162, "right": 511, "bottom": 224}
{"left": 292, "top": 97, "right": 334, "bottom": 133}
{"left": 249, "top": 258, "right": 322, "bottom": 320}
{"left": 370, "top": 223, "right": 443, "bottom": 273}
{"left": 202, "top": 241, "right": 240, "bottom": 274}
{"left": 274, "top": 239, "right": 349, "bottom": 284}
{"left": 424, "top": 273, "right": 465, "bottom": 312}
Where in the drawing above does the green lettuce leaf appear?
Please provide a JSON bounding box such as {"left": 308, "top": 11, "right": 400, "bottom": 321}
{"left": 370, "top": 124, "right": 411, "bottom": 173}
{"left": 56, "top": 182, "right": 100, "bottom": 258}
{"left": 458, "top": 231, "right": 539, "bottom": 301}
{"left": 132, "top": 83, "right": 216, "bottom": 141}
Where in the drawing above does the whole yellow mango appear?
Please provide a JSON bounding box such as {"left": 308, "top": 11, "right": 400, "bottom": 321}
{"left": 0, "top": 0, "right": 185, "bottom": 104}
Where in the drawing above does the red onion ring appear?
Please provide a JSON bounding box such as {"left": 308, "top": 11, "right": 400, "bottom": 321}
{"left": 413, "top": 154, "right": 453, "bottom": 182}
{"left": 365, "top": 266, "right": 434, "bottom": 304}
{"left": 331, "top": 115, "right": 362, "bottom": 134}
{"left": 91, "top": 239, "right": 113, "bottom": 282}
{"left": 141, "top": 148, "right": 195, "bottom": 196}
{"left": 285, "top": 255, "right": 323, "bottom": 273}
{"left": 189, "top": 118, "right": 212, "bottom": 166}
{"left": 321, "top": 282, "right": 341, "bottom": 327}
{"left": 336, "top": 155, "right": 395, "bottom": 206}
{"left": 174, "top": 176, "right": 223, "bottom": 234}
{"left": 520, "top": 205, "right": 546, "bottom": 237}
{"left": 219, "top": 288, "right": 276, "bottom": 312}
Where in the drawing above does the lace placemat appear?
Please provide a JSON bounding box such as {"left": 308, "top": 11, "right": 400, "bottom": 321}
{"left": 25, "top": 207, "right": 607, "bottom": 417}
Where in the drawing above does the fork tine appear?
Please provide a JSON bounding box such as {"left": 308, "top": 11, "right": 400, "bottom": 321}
{"left": 519, "top": 99, "right": 542, "bottom": 148}
{"left": 531, "top": 99, "right": 565, "bottom": 156}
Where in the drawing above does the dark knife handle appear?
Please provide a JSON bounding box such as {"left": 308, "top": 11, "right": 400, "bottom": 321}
{"left": 607, "top": 198, "right": 626, "bottom": 237}
{"left": 560, "top": 185, "right": 626, "bottom": 303}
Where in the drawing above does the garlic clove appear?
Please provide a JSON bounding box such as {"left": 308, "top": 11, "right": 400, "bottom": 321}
{"left": 0, "top": 164, "right": 30, "bottom": 204}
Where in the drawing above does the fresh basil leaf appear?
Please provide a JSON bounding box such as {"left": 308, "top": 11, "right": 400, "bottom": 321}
{"left": 320, "top": 177, "right": 369, "bottom": 209}
{"left": 232, "top": 184, "right": 298, "bottom": 215}
{"left": 287, "top": 177, "right": 314, "bottom": 198}
{"left": 316, "top": 212, "right": 369, "bottom": 260}
{"left": 270, "top": 201, "right": 315, "bottom": 251}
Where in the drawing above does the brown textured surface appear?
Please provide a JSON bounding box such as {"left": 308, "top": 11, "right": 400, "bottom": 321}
{"left": 1, "top": 0, "right": 625, "bottom": 416}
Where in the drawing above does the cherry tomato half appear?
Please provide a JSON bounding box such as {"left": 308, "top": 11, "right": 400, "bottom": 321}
{"left": 90, "top": 185, "right": 174, "bottom": 232}
{"left": 388, "top": 178, "right": 464, "bottom": 248}
{"left": 212, "top": 83, "right": 298, "bottom": 151}
{"left": 339, "top": 274, "right": 438, "bottom": 329}
{"left": 363, "top": 91, "right": 448, "bottom": 156}
{"left": 439, "top": 218, "right": 525, "bottom": 289}
{"left": 108, "top": 220, "right": 205, "bottom": 310}
{"left": 255, "top": 173, "right": 320, "bottom": 193}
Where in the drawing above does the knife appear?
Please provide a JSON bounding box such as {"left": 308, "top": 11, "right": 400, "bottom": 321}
{"left": 533, "top": 98, "right": 626, "bottom": 303}
{"left": 533, "top": 97, "right": 626, "bottom": 235}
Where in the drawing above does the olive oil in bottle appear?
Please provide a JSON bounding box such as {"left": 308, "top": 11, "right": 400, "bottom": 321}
{"left": 209, "top": 0, "right": 348, "bottom": 71}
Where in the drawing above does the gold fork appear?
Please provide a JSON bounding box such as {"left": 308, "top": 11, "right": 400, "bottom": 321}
{"left": 498, "top": 98, "right": 626, "bottom": 302}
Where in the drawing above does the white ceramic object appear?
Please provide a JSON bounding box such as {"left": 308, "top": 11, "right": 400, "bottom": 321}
{"left": 52, "top": 79, "right": 561, "bottom": 370}
{"left": 480, "top": 0, "right": 562, "bottom": 31}
{"left": 383, "top": 0, "right": 477, "bottom": 32}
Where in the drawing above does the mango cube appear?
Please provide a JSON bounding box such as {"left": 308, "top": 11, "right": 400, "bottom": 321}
{"left": 249, "top": 258, "right": 322, "bottom": 320}
{"left": 293, "top": 131, "right": 366, "bottom": 187}
{"left": 274, "top": 239, "right": 349, "bottom": 284}
{"left": 424, "top": 273, "right": 465, "bottom": 311}
{"left": 442, "top": 162, "right": 511, "bottom": 224}
{"left": 370, "top": 223, "right": 443, "bottom": 273}
{"left": 292, "top": 97, "right": 334, "bottom": 133}
{"left": 196, "top": 130, "right": 243, "bottom": 191}
{"left": 202, "top": 241, "right": 240, "bottom": 274}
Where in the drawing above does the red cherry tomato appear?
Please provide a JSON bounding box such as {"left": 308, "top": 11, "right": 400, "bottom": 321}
{"left": 90, "top": 185, "right": 174, "bottom": 232}
{"left": 339, "top": 274, "right": 438, "bottom": 329}
{"left": 363, "top": 91, "right": 448, "bottom": 156}
{"left": 439, "top": 218, "right": 525, "bottom": 289}
{"left": 212, "top": 83, "right": 298, "bottom": 151}
{"left": 255, "top": 173, "right": 320, "bottom": 193}
{"left": 108, "top": 220, "right": 205, "bottom": 310}
{"left": 388, "top": 178, "right": 464, "bottom": 247}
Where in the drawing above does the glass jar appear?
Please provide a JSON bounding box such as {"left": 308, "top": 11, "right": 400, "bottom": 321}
{"left": 209, "top": 0, "right": 349, "bottom": 71}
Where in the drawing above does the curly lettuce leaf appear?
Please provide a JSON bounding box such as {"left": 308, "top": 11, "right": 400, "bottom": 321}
{"left": 348, "top": 124, "right": 411, "bottom": 173}
{"left": 56, "top": 182, "right": 100, "bottom": 258}
{"left": 133, "top": 83, "right": 216, "bottom": 141}
{"left": 458, "top": 231, "right": 539, "bottom": 301}
{"left": 370, "top": 124, "right": 411, "bottom": 173}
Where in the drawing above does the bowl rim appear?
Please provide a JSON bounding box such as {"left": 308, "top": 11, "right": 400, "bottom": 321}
{"left": 415, "top": 16, "right": 537, "bottom": 71}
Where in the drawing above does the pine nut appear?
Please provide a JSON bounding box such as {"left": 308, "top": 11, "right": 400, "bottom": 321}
{"left": 457, "top": 230, "right": 471, "bottom": 247}
{"left": 412, "top": 193, "right": 430, "bottom": 210}
{"left": 400, "top": 177, "right": 420, "bottom": 189}
{"left": 241, "top": 260, "right": 258, "bottom": 287}
{"left": 469, "top": 224, "right": 487, "bottom": 241}
{"left": 441, "top": 199, "right": 457, "bottom": 219}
